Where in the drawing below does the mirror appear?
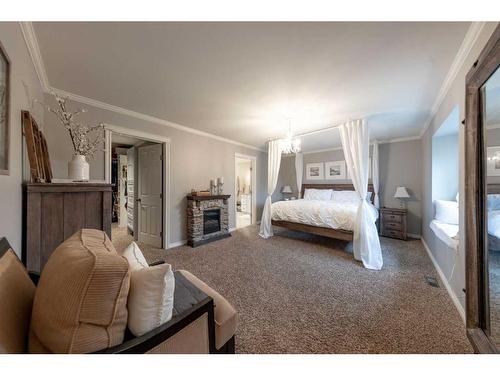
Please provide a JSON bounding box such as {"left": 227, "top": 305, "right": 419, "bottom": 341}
{"left": 483, "top": 66, "right": 500, "bottom": 349}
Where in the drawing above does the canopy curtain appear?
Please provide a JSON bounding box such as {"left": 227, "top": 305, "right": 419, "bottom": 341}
{"left": 339, "top": 119, "right": 383, "bottom": 270}
{"left": 259, "top": 139, "right": 284, "bottom": 238}
{"left": 295, "top": 153, "right": 303, "bottom": 198}
{"left": 372, "top": 140, "right": 380, "bottom": 209}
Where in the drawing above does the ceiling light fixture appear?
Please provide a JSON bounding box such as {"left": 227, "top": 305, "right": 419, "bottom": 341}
{"left": 281, "top": 118, "right": 301, "bottom": 154}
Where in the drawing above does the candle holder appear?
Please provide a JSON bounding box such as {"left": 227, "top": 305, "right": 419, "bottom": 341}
{"left": 217, "top": 182, "right": 224, "bottom": 195}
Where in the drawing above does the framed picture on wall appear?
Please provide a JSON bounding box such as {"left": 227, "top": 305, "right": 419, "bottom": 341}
{"left": 306, "top": 162, "right": 324, "bottom": 180}
{"left": 487, "top": 146, "right": 500, "bottom": 176}
{"left": 0, "top": 41, "right": 10, "bottom": 175}
{"left": 325, "top": 160, "right": 346, "bottom": 180}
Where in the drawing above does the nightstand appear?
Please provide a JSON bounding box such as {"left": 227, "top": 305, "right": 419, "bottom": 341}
{"left": 380, "top": 207, "right": 407, "bottom": 240}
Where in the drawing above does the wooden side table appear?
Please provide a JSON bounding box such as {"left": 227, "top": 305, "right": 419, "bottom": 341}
{"left": 380, "top": 207, "right": 407, "bottom": 240}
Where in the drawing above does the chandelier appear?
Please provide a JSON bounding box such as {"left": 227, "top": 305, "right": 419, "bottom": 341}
{"left": 281, "top": 119, "right": 301, "bottom": 154}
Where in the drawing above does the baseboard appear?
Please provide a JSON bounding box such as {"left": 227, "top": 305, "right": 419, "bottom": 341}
{"left": 420, "top": 237, "right": 465, "bottom": 323}
{"left": 407, "top": 232, "right": 421, "bottom": 239}
{"left": 167, "top": 240, "right": 187, "bottom": 249}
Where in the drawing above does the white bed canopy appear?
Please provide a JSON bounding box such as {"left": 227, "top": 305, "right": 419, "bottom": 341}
{"left": 259, "top": 119, "right": 383, "bottom": 270}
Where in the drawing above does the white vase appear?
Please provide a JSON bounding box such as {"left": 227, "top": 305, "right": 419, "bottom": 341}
{"left": 68, "top": 154, "right": 89, "bottom": 181}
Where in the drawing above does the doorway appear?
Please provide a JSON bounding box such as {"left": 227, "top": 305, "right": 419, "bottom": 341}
{"left": 235, "top": 153, "right": 257, "bottom": 229}
{"left": 105, "top": 125, "right": 170, "bottom": 249}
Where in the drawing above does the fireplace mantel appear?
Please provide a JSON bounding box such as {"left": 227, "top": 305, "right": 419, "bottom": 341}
{"left": 187, "top": 194, "right": 231, "bottom": 201}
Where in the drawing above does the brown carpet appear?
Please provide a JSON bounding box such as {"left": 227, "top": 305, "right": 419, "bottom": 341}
{"left": 112, "top": 224, "right": 473, "bottom": 354}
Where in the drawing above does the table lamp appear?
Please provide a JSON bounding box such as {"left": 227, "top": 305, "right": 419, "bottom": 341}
{"left": 394, "top": 186, "right": 410, "bottom": 209}
{"left": 281, "top": 185, "right": 292, "bottom": 200}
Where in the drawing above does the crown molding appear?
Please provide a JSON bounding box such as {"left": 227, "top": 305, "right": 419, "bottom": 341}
{"left": 51, "top": 88, "right": 265, "bottom": 152}
{"left": 301, "top": 135, "right": 421, "bottom": 155}
{"left": 419, "top": 22, "right": 486, "bottom": 138}
{"left": 20, "top": 22, "right": 50, "bottom": 92}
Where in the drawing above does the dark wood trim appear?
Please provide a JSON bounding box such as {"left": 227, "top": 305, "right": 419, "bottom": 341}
{"left": 0, "top": 40, "right": 10, "bottom": 176}
{"left": 465, "top": 24, "right": 500, "bottom": 353}
{"left": 0, "top": 237, "right": 11, "bottom": 257}
{"left": 272, "top": 220, "right": 353, "bottom": 241}
{"left": 300, "top": 183, "right": 375, "bottom": 205}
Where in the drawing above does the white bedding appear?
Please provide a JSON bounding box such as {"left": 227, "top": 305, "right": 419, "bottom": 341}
{"left": 271, "top": 199, "right": 376, "bottom": 232}
{"left": 429, "top": 219, "right": 459, "bottom": 251}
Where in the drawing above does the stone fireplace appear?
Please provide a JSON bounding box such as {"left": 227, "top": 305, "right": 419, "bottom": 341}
{"left": 187, "top": 194, "right": 231, "bottom": 247}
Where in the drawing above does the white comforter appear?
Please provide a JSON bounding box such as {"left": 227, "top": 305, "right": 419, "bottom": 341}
{"left": 271, "top": 199, "right": 373, "bottom": 231}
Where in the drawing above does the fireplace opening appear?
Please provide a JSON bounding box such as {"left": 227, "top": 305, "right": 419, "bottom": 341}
{"left": 203, "top": 209, "right": 221, "bottom": 235}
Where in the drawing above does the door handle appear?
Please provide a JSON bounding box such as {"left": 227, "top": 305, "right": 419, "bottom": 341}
{"left": 136, "top": 198, "right": 141, "bottom": 202}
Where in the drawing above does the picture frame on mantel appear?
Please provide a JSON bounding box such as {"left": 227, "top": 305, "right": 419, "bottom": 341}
{"left": 0, "top": 41, "right": 10, "bottom": 175}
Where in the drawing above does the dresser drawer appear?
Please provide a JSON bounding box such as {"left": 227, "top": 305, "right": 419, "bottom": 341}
{"left": 382, "top": 213, "right": 402, "bottom": 223}
{"left": 383, "top": 229, "right": 405, "bottom": 239}
{"left": 383, "top": 221, "right": 402, "bottom": 231}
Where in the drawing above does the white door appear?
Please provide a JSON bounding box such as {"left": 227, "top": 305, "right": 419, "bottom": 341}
{"left": 138, "top": 144, "right": 163, "bottom": 247}
{"left": 126, "top": 147, "right": 135, "bottom": 234}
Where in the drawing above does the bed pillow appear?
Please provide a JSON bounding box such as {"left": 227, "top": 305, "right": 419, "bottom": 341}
{"left": 303, "top": 188, "right": 333, "bottom": 201}
{"left": 123, "top": 243, "right": 175, "bottom": 337}
{"left": 332, "top": 190, "right": 360, "bottom": 204}
{"left": 434, "top": 200, "right": 459, "bottom": 225}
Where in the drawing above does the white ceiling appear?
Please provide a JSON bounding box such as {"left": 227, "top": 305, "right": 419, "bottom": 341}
{"left": 33, "top": 22, "right": 471, "bottom": 151}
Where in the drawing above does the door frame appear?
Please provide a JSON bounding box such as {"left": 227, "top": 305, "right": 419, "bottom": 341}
{"left": 234, "top": 153, "right": 257, "bottom": 227}
{"left": 104, "top": 124, "right": 171, "bottom": 250}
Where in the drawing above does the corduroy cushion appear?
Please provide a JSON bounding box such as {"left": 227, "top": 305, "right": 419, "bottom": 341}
{"left": 29, "top": 229, "right": 130, "bottom": 353}
{"left": 0, "top": 249, "right": 36, "bottom": 353}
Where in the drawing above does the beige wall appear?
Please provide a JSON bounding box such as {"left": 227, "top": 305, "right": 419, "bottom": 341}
{"left": 422, "top": 22, "right": 499, "bottom": 312}
{"left": 275, "top": 139, "right": 423, "bottom": 235}
{"left": 42, "top": 94, "right": 267, "bottom": 246}
{"left": 0, "top": 23, "right": 45, "bottom": 257}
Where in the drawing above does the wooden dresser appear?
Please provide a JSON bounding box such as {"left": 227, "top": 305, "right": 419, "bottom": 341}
{"left": 23, "top": 183, "right": 112, "bottom": 272}
{"left": 379, "top": 207, "right": 407, "bottom": 240}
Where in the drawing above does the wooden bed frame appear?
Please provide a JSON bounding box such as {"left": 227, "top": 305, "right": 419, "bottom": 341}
{"left": 271, "top": 183, "right": 375, "bottom": 242}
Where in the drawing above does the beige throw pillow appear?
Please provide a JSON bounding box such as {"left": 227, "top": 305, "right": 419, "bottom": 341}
{"left": 123, "top": 243, "right": 175, "bottom": 337}
{"left": 0, "top": 249, "right": 36, "bottom": 353}
{"left": 29, "top": 229, "right": 130, "bottom": 353}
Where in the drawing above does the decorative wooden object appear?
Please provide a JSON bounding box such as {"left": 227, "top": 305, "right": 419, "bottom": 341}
{"left": 464, "top": 24, "right": 500, "bottom": 354}
{"left": 23, "top": 182, "right": 112, "bottom": 272}
{"left": 272, "top": 184, "right": 375, "bottom": 242}
{"left": 0, "top": 41, "right": 10, "bottom": 176}
{"left": 379, "top": 207, "right": 407, "bottom": 240}
{"left": 21, "top": 110, "right": 52, "bottom": 183}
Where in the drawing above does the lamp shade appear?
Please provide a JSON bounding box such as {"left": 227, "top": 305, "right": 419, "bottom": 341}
{"left": 394, "top": 186, "right": 410, "bottom": 199}
{"left": 281, "top": 185, "right": 292, "bottom": 193}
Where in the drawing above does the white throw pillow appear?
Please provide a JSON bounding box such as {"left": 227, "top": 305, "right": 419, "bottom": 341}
{"left": 121, "top": 242, "right": 149, "bottom": 271}
{"left": 127, "top": 263, "right": 175, "bottom": 337}
{"left": 434, "top": 200, "right": 459, "bottom": 225}
{"left": 332, "top": 190, "right": 360, "bottom": 204}
{"left": 303, "top": 188, "right": 333, "bottom": 201}
{"left": 121, "top": 242, "right": 175, "bottom": 337}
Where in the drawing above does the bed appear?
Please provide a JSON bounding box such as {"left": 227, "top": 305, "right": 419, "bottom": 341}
{"left": 271, "top": 183, "right": 375, "bottom": 242}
